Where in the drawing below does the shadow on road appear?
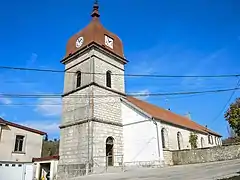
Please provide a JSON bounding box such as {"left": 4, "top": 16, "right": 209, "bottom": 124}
{"left": 217, "top": 172, "right": 240, "bottom": 180}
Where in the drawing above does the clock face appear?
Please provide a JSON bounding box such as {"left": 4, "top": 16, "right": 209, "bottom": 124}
{"left": 105, "top": 35, "right": 114, "bottom": 49}
{"left": 76, "top": 37, "right": 84, "bottom": 48}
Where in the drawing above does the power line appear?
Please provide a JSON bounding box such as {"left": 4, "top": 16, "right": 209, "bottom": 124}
{"left": 210, "top": 78, "right": 240, "bottom": 124}
{"left": 0, "top": 65, "right": 239, "bottom": 78}
{"left": 0, "top": 87, "right": 240, "bottom": 99}
{"left": 0, "top": 93, "right": 214, "bottom": 106}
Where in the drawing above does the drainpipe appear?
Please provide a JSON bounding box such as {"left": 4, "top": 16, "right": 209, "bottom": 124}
{"left": 86, "top": 46, "right": 91, "bottom": 175}
{"left": 152, "top": 118, "right": 161, "bottom": 159}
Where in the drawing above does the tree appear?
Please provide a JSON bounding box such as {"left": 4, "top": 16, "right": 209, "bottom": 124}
{"left": 224, "top": 98, "right": 240, "bottom": 136}
{"left": 41, "top": 139, "right": 59, "bottom": 157}
{"left": 189, "top": 132, "right": 198, "bottom": 149}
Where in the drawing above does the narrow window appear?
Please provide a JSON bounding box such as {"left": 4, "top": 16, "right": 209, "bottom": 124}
{"left": 106, "top": 71, "right": 112, "bottom": 88}
{"left": 208, "top": 135, "right": 211, "bottom": 144}
{"left": 161, "top": 128, "right": 167, "bottom": 149}
{"left": 14, "top": 135, "right": 24, "bottom": 152}
{"left": 76, "top": 71, "right": 81, "bottom": 88}
{"left": 201, "top": 137, "right": 204, "bottom": 148}
{"left": 177, "top": 132, "right": 182, "bottom": 150}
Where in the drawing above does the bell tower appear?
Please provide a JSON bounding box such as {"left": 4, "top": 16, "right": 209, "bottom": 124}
{"left": 57, "top": 2, "right": 128, "bottom": 178}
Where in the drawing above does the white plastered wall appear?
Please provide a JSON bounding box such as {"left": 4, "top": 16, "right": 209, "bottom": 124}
{"left": 121, "top": 99, "right": 222, "bottom": 166}
{"left": 121, "top": 101, "right": 164, "bottom": 166}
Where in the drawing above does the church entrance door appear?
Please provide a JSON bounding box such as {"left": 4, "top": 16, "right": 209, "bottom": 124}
{"left": 106, "top": 137, "right": 114, "bottom": 166}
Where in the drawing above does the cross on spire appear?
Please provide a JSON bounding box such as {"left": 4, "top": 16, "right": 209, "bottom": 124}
{"left": 91, "top": 0, "right": 100, "bottom": 18}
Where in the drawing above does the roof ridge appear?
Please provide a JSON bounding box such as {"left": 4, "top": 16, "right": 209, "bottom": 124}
{"left": 0, "top": 118, "right": 46, "bottom": 135}
{"left": 126, "top": 96, "right": 221, "bottom": 137}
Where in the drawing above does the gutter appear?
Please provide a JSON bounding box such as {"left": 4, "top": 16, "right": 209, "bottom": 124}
{"left": 152, "top": 118, "right": 161, "bottom": 159}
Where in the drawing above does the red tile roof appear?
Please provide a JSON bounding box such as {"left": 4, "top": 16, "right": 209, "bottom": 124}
{"left": 126, "top": 96, "right": 221, "bottom": 137}
{"left": 0, "top": 118, "right": 46, "bottom": 135}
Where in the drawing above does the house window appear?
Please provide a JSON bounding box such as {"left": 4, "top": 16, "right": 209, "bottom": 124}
{"left": 76, "top": 71, "right": 81, "bottom": 88}
{"left": 0, "top": 126, "right": 2, "bottom": 142}
{"left": 14, "top": 135, "right": 24, "bottom": 152}
{"left": 106, "top": 71, "right": 112, "bottom": 88}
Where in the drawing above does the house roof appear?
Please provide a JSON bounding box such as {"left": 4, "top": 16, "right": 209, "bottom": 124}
{"left": 0, "top": 118, "right": 46, "bottom": 135}
{"left": 126, "top": 96, "right": 221, "bottom": 137}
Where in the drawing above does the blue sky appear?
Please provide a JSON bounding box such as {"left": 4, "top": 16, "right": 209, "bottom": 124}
{"left": 0, "top": 0, "right": 239, "bottom": 139}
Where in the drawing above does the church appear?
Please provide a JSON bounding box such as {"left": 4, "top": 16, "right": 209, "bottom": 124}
{"left": 57, "top": 2, "right": 222, "bottom": 178}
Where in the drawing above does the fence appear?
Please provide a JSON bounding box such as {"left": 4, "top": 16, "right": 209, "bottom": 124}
{"left": 57, "top": 154, "right": 124, "bottom": 180}
{"left": 92, "top": 154, "right": 124, "bottom": 173}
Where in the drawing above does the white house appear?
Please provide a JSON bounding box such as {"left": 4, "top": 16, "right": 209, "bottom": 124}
{"left": 33, "top": 155, "right": 59, "bottom": 180}
{"left": 57, "top": 2, "right": 222, "bottom": 178}
{"left": 0, "top": 117, "right": 46, "bottom": 180}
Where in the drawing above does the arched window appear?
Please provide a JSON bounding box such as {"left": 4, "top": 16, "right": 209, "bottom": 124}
{"left": 208, "top": 135, "right": 211, "bottom": 144}
{"left": 161, "top": 128, "right": 168, "bottom": 149}
{"left": 76, "top": 71, "right": 81, "bottom": 88}
{"left": 201, "top": 137, "right": 204, "bottom": 148}
{"left": 177, "top": 132, "right": 183, "bottom": 150}
{"left": 218, "top": 138, "right": 221, "bottom": 145}
{"left": 106, "top": 137, "right": 114, "bottom": 166}
{"left": 106, "top": 71, "right": 112, "bottom": 88}
{"left": 215, "top": 136, "right": 217, "bottom": 145}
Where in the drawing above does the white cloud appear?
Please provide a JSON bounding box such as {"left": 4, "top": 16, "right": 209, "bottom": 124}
{"left": 0, "top": 95, "right": 12, "bottom": 105}
{"left": 132, "top": 89, "right": 150, "bottom": 100}
{"left": 35, "top": 98, "right": 62, "bottom": 117}
{"left": 0, "top": 112, "right": 6, "bottom": 118}
{"left": 21, "top": 120, "right": 59, "bottom": 134}
{"left": 180, "top": 49, "right": 226, "bottom": 89}
{"left": 26, "top": 53, "right": 38, "bottom": 66}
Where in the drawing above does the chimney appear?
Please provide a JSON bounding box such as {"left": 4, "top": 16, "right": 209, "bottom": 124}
{"left": 185, "top": 112, "right": 191, "bottom": 119}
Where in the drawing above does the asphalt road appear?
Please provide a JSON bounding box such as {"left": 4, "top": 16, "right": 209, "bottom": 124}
{"left": 76, "top": 159, "right": 240, "bottom": 180}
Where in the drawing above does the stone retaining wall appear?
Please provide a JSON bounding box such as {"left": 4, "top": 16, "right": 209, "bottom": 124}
{"left": 172, "top": 144, "right": 240, "bottom": 165}
{"left": 163, "top": 150, "right": 173, "bottom": 166}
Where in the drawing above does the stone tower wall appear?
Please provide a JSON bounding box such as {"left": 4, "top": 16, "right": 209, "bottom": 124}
{"left": 58, "top": 47, "right": 126, "bottom": 178}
